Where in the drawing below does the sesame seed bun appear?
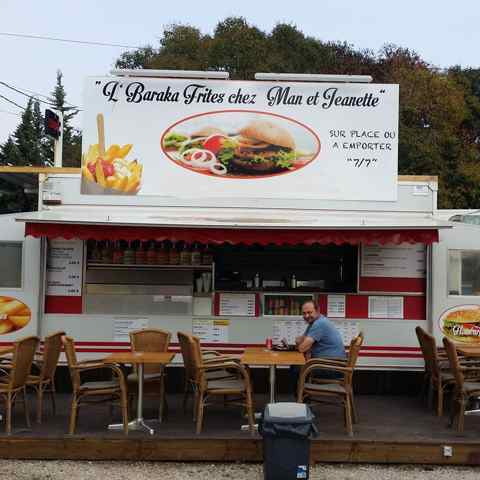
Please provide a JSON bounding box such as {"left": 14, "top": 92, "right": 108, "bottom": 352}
{"left": 191, "top": 127, "right": 226, "bottom": 138}
{"left": 239, "top": 120, "right": 295, "bottom": 150}
{"left": 445, "top": 309, "right": 480, "bottom": 323}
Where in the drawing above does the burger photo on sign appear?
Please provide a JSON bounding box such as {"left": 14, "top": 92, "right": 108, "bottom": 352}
{"left": 161, "top": 111, "right": 320, "bottom": 179}
{"left": 439, "top": 305, "right": 480, "bottom": 344}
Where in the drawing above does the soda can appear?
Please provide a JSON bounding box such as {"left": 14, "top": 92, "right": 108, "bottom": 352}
{"left": 266, "top": 337, "right": 272, "bottom": 350}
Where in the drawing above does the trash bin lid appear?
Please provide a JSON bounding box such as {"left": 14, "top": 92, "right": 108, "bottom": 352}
{"left": 264, "top": 402, "right": 314, "bottom": 424}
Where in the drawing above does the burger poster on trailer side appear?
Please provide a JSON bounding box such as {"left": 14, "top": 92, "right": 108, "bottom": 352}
{"left": 439, "top": 305, "right": 480, "bottom": 344}
{"left": 81, "top": 77, "right": 399, "bottom": 201}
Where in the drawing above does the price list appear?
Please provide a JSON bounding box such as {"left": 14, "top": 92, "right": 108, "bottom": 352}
{"left": 46, "top": 239, "right": 84, "bottom": 296}
{"left": 218, "top": 293, "right": 257, "bottom": 316}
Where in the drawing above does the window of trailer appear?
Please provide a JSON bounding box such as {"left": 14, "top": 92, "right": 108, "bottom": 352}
{"left": 0, "top": 242, "right": 22, "bottom": 288}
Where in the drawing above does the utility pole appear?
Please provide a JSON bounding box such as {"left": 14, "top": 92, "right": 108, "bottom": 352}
{"left": 44, "top": 108, "right": 63, "bottom": 167}
{"left": 53, "top": 110, "right": 63, "bottom": 167}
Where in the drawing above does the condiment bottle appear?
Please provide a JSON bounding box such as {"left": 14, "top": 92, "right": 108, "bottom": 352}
{"left": 146, "top": 240, "right": 157, "bottom": 265}
{"left": 290, "top": 274, "right": 297, "bottom": 289}
{"left": 191, "top": 243, "right": 201, "bottom": 265}
{"left": 112, "top": 240, "right": 124, "bottom": 264}
{"left": 101, "top": 240, "right": 113, "bottom": 264}
{"left": 156, "top": 241, "right": 168, "bottom": 264}
{"left": 169, "top": 242, "right": 180, "bottom": 265}
{"left": 90, "top": 241, "right": 102, "bottom": 263}
{"left": 135, "top": 241, "right": 146, "bottom": 265}
{"left": 123, "top": 241, "right": 135, "bottom": 264}
{"left": 201, "top": 244, "right": 213, "bottom": 265}
{"left": 180, "top": 242, "right": 191, "bottom": 265}
{"left": 253, "top": 272, "right": 261, "bottom": 289}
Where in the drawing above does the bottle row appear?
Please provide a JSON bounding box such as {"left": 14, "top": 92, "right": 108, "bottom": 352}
{"left": 264, "top": 295, "right": 312, "bottom": 316}
{"left": 86, "top": 240, "right": 214, "bottom": 266}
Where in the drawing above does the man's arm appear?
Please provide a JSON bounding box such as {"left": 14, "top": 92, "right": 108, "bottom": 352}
{"left": 295, "top": 335, "right": 305, "bottom": 346}
{"left": 297, "top": 335, "right": 315, "bottom": 354}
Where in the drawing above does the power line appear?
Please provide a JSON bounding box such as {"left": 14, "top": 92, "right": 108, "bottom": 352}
{"left": 0, "top": 81, "right": 81, "bottom": 111}
{"left": 0, "top": 81, "right": 78, "bottom": 108}
{"left": 0, "top": 109, "right": 22, "bottom": 117}
{"left": 0, "top": 81, "right": 56, "bottom": 107}
{"left": 18, "top": 84, "right": 77, "bottom": 107}
{"left": 0, "top": 32, "right": 143, "bottom": 49}
{"left": 0, "top": 94, "right": 25, "bottom": 110}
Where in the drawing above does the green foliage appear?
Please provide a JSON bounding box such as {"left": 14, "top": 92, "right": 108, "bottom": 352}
{"left": 113, "top": 21, "right": 480, "bottom": 208}
{"left": 46, "top": 71, "right": 82, "bottom": 167}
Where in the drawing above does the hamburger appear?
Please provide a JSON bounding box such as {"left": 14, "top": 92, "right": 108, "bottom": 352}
{"left": 441, "top": 307, "right": 480, "bottom": 343}
{"left": 228, "top": 120, "right": 297, "bottom": 174}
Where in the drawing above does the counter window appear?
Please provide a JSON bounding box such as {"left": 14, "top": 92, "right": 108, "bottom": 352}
{"left": 0, "top": 242, "right": 22, "bottom": 288}
{"left": 448, "top": 250, "right": 480, "bottom": 296}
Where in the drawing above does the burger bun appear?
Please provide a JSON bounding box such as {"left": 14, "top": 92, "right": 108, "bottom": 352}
{"left": 191, "top": 127, "right": 226, "bottom": 138}
{"left": 239, "top": 120, "right": 295, "bottom": 149}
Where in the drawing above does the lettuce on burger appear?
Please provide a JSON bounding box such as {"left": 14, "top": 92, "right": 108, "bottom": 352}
{"left": 227, "top": 120, "right": 297, "bottom": 174}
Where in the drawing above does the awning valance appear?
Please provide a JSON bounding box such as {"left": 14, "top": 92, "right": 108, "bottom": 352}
{"left": 25, "top": 222, "right": 439, "bottom": 245}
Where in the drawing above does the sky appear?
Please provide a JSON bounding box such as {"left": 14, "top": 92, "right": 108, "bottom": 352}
{"left": 1, "top": 0, "right": 479, "bottom": 144}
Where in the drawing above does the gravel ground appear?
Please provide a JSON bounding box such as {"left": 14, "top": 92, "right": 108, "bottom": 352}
{"left": 0, "top": 461, "right": 479, "bottom": 480}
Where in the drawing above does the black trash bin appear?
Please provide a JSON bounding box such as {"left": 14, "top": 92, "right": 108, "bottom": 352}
{"left": 259, "top": 402, "right": 317, "bottom": 480}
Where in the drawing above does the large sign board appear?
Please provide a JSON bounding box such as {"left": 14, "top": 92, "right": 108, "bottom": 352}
{"left": 81, "top": 77, "right": 399, "bottom": 201}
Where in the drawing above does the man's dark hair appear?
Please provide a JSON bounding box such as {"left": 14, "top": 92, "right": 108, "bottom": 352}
{"left": 302, "top": 299, "right": 319, "bottom": 311}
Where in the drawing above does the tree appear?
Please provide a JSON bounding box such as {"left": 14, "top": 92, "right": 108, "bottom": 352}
{"left": 0, "top": 136, "right": 20, "bottom": 166}
{"left": 12, "top": 98, "right": 44, "bottom": 166}
{"left": 46, "top": 71, "right": 82, "bottom": 167}
{"left": 111, "top": 19, "right": 480, "bottom": 208}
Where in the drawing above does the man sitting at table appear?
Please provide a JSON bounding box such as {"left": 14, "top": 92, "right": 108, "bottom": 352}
{"left": 290, "top": 300, "right": 346, "bottom": 390}
{"left": 296, "top": 300, "right": 346, "bottom": 361}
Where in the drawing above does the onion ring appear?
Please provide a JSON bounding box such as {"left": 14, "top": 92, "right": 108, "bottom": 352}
{"left": 210, "top": 163, "right": 227, "bottom": 175}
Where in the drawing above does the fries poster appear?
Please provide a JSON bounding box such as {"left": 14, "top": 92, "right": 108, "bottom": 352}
{"left": 81, "top": 76, "right": 399, "bottom": 201}
{"left": 0, "top": 296, "right": 31, "bottom": 335}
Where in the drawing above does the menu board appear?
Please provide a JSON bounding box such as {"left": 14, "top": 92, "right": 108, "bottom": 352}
{"left": 218, "top": 293, "right": 257, "bottom": 316}
{"left": 193, "top": 318, "right": 229, "bottom": 343}
{"left": 327, "top": 294, "right": 346, "bottom": 318}
{"left": 368, "top": 296, "right": 404, "bottom": 319}
{"left": 273, "top": 319, "right": 306, "bottom": 345}
{"left": 114, "top": 317, "right": 149, "bottom": 342}
{"left": 46, "top": 239, "right": 83, "bottom": 296}
{"left": 335, "top": 320, "right": 360, "bottom": 344}
{"left": 361, "top": 244, "right": 426, "bottom": 278}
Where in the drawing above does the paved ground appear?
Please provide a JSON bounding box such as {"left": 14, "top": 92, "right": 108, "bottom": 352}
{"left": 1, "top": 461, "right": 480, "bottom": 480}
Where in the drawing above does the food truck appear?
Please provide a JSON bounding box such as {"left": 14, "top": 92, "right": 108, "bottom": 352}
{"left": 1, "top": 70, "right": 479, "bottom": 370}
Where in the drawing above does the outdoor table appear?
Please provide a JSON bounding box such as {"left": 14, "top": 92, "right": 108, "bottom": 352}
{"left": 103, "top": 351, "right": 175, "bottom": 435}
{"left": 456, "top": 346, "right": 480, "bottom": 357}
{"left": 240, "top": 347, "right": 305, "bottom": 403}
{"left": 0, "top": 346, "right": 13, "bottom": 356}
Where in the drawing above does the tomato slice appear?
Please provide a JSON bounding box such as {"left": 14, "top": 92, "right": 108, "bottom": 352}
{"left": 203, "top": 135, "right": 225, "bottom": 154}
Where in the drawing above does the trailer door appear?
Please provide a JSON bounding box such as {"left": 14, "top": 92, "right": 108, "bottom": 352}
{"left": 431, "top": 221, "right": 480, "bottom": 344}
{"left": 0, "top": 214, "right": 41, "bottom": 341}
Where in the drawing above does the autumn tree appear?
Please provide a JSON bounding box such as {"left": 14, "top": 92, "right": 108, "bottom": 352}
{"left": 112, "top": 18, "right": 480, "bottom": 208}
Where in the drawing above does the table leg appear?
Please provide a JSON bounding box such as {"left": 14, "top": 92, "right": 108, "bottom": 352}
{"left": 269, "top": 365, "right": 276, "bottom": 404}
{"left": 108, "top": 363, "right": 155, "bottom": 435}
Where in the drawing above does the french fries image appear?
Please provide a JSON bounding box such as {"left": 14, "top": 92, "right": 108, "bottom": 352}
{"left": 81, "top": 143, "right": 141, "bottom": 194}
{"left": 0, "top": 297, "right": 31, "bottom": 334}
{"left": 81, "top": 113, "right": 141, "bottom": 194}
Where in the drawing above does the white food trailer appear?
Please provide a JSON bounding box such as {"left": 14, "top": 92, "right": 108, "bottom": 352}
{"left": 1, "top": 71, "right": 479, "bottom": 369}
